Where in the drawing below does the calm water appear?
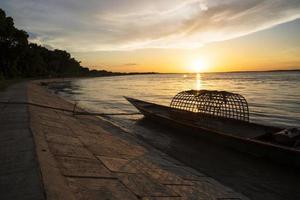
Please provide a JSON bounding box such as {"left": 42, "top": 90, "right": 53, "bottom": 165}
{"left": 51, "top": 71, "right": 300, "bottom": 200}
{"left": 55, "top": 71, "right": 300, "bottom": 128}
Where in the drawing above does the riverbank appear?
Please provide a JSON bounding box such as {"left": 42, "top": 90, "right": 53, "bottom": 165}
{"left": 45, "top": 75, "right": 300, "bottom": 200}
{"left": 0, "top": 81, "right": 248, "bottom": 199}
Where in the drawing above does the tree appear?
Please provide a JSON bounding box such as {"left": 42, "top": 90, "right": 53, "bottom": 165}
{"left": 0, "top": 9, "right": 29, "bottom": 78}
{"left": 0, "top": 8, "right": 116, "bottom": 79}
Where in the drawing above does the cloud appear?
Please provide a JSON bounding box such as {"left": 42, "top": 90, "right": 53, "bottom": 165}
{"left": 1, "top": 0, "right": 300, "bottom": 51}
{"left": 122, "top": 63, "right": 138, "bottom": 66}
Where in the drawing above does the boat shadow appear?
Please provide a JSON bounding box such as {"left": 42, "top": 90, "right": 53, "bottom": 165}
{"left": 136, "top": 118, "right": 300, "bottom": 200}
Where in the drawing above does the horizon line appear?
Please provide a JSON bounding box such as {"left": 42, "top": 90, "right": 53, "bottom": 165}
{"left": 107, "top": 68, "right": 300, "bottom": 74}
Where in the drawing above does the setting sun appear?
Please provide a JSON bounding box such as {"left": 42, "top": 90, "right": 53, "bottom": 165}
{"left": 190, "top": 58, "right": 210, "bottom": 73}
{"left": 0, "top": 2, "right": 299, "bottom": 199}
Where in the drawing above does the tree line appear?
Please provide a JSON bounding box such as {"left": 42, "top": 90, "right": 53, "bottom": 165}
{"left": 0, "top": 8, "right": 123, "bottom": 80}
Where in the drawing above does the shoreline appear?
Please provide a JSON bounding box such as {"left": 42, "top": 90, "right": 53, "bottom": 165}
{"left": 1, "top": 80, "right": 299, "bottom": 199}
{"left": 41, "top": 78, "right": 300, "bottom": 200}
{"left": 0, "top": 81, "right": 249, "bottom": 199}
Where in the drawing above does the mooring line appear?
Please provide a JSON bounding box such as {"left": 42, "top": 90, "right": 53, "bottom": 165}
{"left": 0, "top": 101, "right": 141, "bottom": 116}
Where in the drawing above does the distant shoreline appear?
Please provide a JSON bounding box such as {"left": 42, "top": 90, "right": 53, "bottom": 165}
{"left": 60, "top": 68, "right": 300, "bottom": 78}
{"left": 154, "top": 68, "right": 300, "bottom": 75}
{"left": 3, "top": 69, "right": 298, "bottom": 83}
{"left": 209, "top": 69, "right": 300, "bottom": 74}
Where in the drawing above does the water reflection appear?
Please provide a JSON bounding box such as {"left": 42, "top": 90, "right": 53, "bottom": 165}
{"left": 196, "top": 73, "right": 202, "bottom": 90}
{"left": 56, "top": 72, "right": 300, "bottom": 128}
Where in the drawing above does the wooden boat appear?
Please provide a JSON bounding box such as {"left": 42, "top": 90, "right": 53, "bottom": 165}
{"left": 125, "top": 90, "right": 300, "bottom": 167}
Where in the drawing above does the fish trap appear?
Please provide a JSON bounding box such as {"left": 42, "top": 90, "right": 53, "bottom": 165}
{"left": 170, "top": 90, "right": 249, "bottom": 122}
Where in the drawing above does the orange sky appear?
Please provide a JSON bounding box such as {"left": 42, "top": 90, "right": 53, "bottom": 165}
{"left": 72, "top": 19, "right": 300, "bottom": 73}
{"left": 3, "top": 0, "right": 300, "bottom": 73}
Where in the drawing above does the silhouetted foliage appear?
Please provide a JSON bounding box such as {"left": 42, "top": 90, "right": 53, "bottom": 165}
{"left": 0, "top": 8, "right": 122, "bottom": 79}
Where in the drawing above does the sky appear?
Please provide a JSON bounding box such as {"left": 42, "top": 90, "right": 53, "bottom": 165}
{"left": 1, "top": 0, "right": 300, "bottom": 73}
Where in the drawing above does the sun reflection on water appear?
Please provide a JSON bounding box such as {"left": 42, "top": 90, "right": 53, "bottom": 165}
{"left": 196, "top": 73, "right": 202, "bottom": 90}
{"left": 56, "top": 72, "right": 300, "bottom": 128}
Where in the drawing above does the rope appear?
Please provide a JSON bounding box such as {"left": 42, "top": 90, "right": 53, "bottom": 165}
{"left": 0, "top": 101, "right": 141, "bottom": 116}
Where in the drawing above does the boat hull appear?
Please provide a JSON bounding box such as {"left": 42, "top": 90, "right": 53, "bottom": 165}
{"left": 125, "top": 97, "right": 300, "bottom": 167}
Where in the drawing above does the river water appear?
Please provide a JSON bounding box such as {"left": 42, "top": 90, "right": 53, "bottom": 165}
{"left": 54, "top": 71, "right": 300, "bottom": 129}
{"left": 49, "top": 71, "right": 300, "bottom": 200}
